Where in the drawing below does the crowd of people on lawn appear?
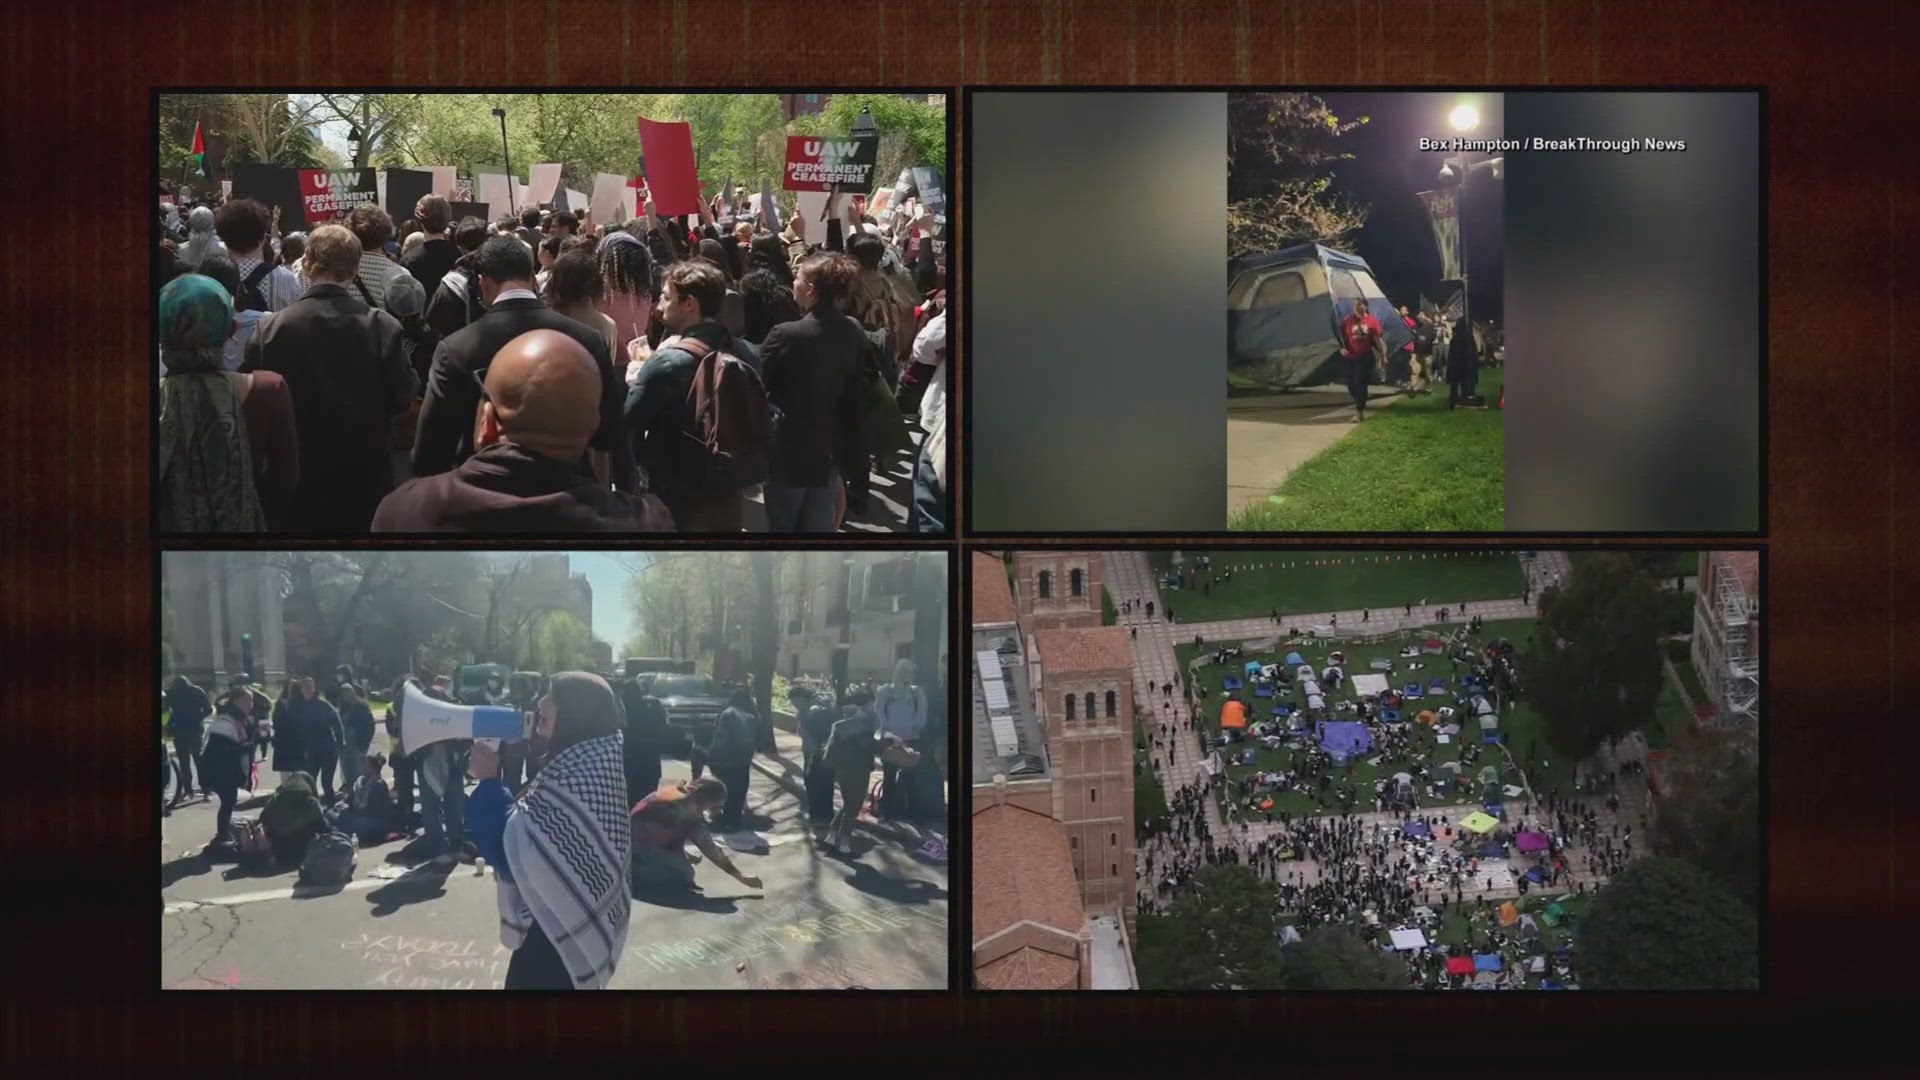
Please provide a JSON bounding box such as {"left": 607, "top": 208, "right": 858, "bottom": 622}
{"left": 156, "top": 181, "right": 947, "bottom": 534}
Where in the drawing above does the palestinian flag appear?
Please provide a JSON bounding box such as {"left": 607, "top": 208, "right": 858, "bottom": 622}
{"left": 189, "top": 121, "right": 211, "bottom": 180}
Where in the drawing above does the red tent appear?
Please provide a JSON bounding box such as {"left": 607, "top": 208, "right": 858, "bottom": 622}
{"left": 1446, "top": 956, "right": 1476, "bottom": 976}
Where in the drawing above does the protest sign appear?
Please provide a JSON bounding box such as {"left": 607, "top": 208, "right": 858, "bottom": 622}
{"left": 869, "top": 188, "right": 894, "bottom": 217}
{"left": 476, "top": 174, "right": 512, "bottom": 220}
{"left": 230, "top": 163, "right": 305, "bottom": 230}
{"left": 528, "top": 163, "right": 563, "bottom": 206}
{"left": 384, "top": 168, "right": 434, "bottom": 228}
{"left": 447, "top": 202, "right": 490, "bottom": 227}
{"left": 892, "top": 167, "right": 916, "bottom": 203}
{"left": 911, "top": 166, "right": 946, "bottom": 216}
{"left": 563, "top": 188, "right": 587, "bottom": 216}
{"left": 638, "top": 118, "right": 701, "bottom": 215}
{"left": 298, "top": 169, "right": 379, "bottom": 225}
{"left": 591, "top": 172, "right": 635, "bottom": 225}
{"left": 793, "top": 190, "right": 830, "bottom": 245}
{"left": 426, "top": 165, "right": 458, "bottom": 198}
{"left": 759, "top": 177, "right": 781, "bottom": 230}
{"left": 783, "top": 134, "right": 879, "bottom": 192}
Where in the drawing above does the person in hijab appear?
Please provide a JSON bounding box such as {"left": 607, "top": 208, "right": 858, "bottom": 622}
{"left": 157, "top": 274, "right": 270, "bottom": 532}
{"left": 179, "top": 205, "right": 228, "bottom": 268}
{"left": 260, "top": 771, "right": 328, "bottom": 867}
{"left": 287, "top": 676, "right": 345, "bottom": 802}
{"left": 468, "top": 672, "right": 631, "bottom": 990}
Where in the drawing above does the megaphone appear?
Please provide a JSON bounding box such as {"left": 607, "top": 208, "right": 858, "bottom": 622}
{"left": 402, "top": 683, "right": 525, "bottom": 752}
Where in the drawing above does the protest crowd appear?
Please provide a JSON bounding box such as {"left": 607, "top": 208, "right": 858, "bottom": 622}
{"left": 156, "top": 178, "right": 947, "bottom": 534}
{"left": 162, "top": 653, "right": 944, "bottom": 989}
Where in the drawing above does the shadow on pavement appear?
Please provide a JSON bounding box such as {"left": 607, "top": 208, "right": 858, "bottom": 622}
{"left": 365, "top": 862, "right": 453, "bottom": 916}
{"left": 161, "top": 852, "right": 211, "bottom": 889}
{"left": 840, "top": 861, "right": 947, "bottom": 906}
{"left": 630, "top": 883, "right": 741, "bottom": 914}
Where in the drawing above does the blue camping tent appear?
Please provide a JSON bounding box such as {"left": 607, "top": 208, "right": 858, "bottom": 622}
{"left": 1255, "top": 683, "right": 1275, "bottom": 698}
{"left": 1473, "top": 953, "right": 1503, "bottom": 972}
{"left": 1223, "top": 676, "right": 1242, "bottom": 691}
{"left": 1244, "top": 660, "right": 1264, "bottom": 678}
{"left": 1228, "top": 244, "right": 1413, "bottom": 388}
{"left": 1525, "top": 866, "right": 1549, "bottom": 883}
{"left": 1285, "top": 651, "right": 1305, "bottom": 666}
{"left": 1382, "top": 709, "right": 1402, "bottom": 723}
{"left": 1479, "top": 841, "right": 1508, "bottom": 858}
{"left": 1403, "top": 820, "right": 1433, "bottom": 839}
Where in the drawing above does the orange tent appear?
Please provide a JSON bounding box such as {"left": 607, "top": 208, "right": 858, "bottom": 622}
{"left": 1498, "top": 901, "right": 1519, "bottom": 926}
{"left": 1221, "top": 699, "right": 1248, "bottom": 729}
{"left": 1259, "top": 797, "right": 1275, "bottom": 811}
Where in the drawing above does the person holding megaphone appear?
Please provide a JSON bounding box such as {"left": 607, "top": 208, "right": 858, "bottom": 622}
{"left": 467, "top": 672, "right": 631, "bottom": 990}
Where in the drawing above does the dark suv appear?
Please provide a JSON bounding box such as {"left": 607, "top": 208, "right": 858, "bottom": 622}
{"left": 649, "top": 674, "right": 729, "bottom": 749}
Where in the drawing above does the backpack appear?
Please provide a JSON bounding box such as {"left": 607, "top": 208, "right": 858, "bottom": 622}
{"left": 235, "top": 262, "right": 275, "bottom": 313}
{"left": 298, "top": 831, "right": 357, "bottom": 887}
{"left": 678, "top": 335, "right": 774, "bottom": 493}
{"left": 233, "top": 816, "right": 273, "bottom": 869}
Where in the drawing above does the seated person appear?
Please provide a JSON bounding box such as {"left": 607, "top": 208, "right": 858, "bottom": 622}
{"left": 329, "top": 753, "right": 400, "bottom": 845}
{"left": 628, "top": 778, "right": 763, "bottom": 892}
{"left": 374, "top": 329, "right": 672, "bottom": 532}
{"left": 260, "top": 771, "right": 329, "bottom": 867}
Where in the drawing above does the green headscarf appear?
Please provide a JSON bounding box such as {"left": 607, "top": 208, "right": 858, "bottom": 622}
{"left": 158, "top": 274, "right": 266, "bottom": 532}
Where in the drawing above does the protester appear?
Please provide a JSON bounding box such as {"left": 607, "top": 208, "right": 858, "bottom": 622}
{"left": 847, "top": 232, "right": 917, "bottom": 368}
{"left": 545, "top": 248, "right": 617, "bottom": 354}
{"left": 876, "top": 659, "right": 929, "bottom": 822}
{"left": 336, "top": 683, "right": 377, "bottom": 794}
{"left": 425, "top": 216, "right": 493, "bottom": 339}
{"left": 242, "top": 224, "right": 414, "bottom": 532}
{"left": 1410, "top": 310, "right": 1437, "bottom": 395}
{"left": 413, "top": 236, "right": 634, "bottom": 497}
{"left": 624, "top": 259, "right": 762, "bottom": 531}
{"left": 759, "top": 252, "right": 866, "bottom": 532}
{"left": 618, "top": 676, "right": 668, "bottom": 806}
{"left": 629, "top": 778, "right": 763, "bottom": 892}
{"left": 378, "top": 328, "right": 669, "bottom": 531}
{"left": 165, "top": 675, "right": 212, "bottom": 806}
{"left": 908, "top": 298, "right": 947, "bottom": 533}
{"left": 823, "top": 688, "right": 883, "bottom": 855}
{"left": 385, "top": 675, "right": 420, "bottom": 831}
{"left": 469, "top": 671, "right": 631, "bottom": 990}
{"left": 158, "top": 273, "right": 298, "bottom": 531}
{"left": 415, "top": 676, "right": 471, "bottom": 860}
{"left": 179, "top": 205, "right": 228, "bottom": 268}
{"left": 738, "top": 268, "right": 800, "bottom": 355}
{"left": 288, "top": 676, "right": 344, "bottom": 802}
{"left": 701, "top": 689, "right": 760, "bottom": 833}
{"left": 1447, "top": 314, "right": 1482, "bottom": 408}
{"left": 346, "top": 205, "right": 400, "bottom": 310}
{"left": 216, "top": 199, "right": 301, "bottom": 314}
{"left": 332, "top": 752, "right": 399, "bottom": 845}
{"left": 793, "top": 686, "right": 838, "bottom": 834}
{"left": 1340, "top": 298, "right": 1385, "bottom": 422}
{"left": 401, "top": 195, "right": 458, "bottom": 299}
{"left": 201, "top": 686, "right": 254, "bottom": 849}
{"left": 193, "top": 254, "right": 262, "bottom": 372}
{"left": 260, "top": 771, "right": 328, "bottom": 868}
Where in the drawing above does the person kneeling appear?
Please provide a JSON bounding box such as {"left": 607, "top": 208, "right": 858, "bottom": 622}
{"left": 329, "top": 753, "right": 401, "bottom": 846}
{"left": 629, "top": 778, "right": 763, "bottom": 893}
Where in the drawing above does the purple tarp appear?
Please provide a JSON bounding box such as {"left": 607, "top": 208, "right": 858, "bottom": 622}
{"left": 1516, "top": 831, "right": 1551, "bottom": 853}
{"left": 1403, "top": 820, "right": 1433, "bottom": 839}
{"left": 1317, "top": 720, "right": 1374, "bottom": 760}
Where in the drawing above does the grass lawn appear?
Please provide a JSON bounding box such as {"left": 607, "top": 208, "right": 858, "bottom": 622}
{"left": 1173, "top": 616, "right": 1573, "bottom": 819}
{"left": 1230, "top": 367, "right": 1504, "bottom": 532}
{"left": 1676, "top": 658, "right": 1711, "bottom": 711}
{"left": 1148, "top": 550, "right": 1526, "bottom": 624}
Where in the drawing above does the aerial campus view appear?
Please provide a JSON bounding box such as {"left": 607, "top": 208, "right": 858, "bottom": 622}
{"left": 970, "top": 548, "right": 1759, "bottom": 991}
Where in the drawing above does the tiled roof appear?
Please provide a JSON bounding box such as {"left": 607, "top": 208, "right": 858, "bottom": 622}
{"left": 972, "top": 803, "right": 1086, "bottom": 942}
{"left": 972, "top": 551, "right": 1018, "bottom": 626}
{"left": 1033, "top": 626, "right": 1133, "bottom": 674}
{"left": 977, "top": 946, "right": 1080, "bottom": 990}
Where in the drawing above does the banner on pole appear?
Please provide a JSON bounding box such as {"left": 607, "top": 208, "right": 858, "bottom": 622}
{"left": 1418, "top": 188, "right": 1461, "bottom": 281}
{"left": 782, "top": 134, "right": 879, "bottom": 192}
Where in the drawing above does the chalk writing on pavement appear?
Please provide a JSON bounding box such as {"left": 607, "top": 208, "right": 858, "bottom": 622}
{"left": 340, "top": 932, "right": 510, "bottom": 990}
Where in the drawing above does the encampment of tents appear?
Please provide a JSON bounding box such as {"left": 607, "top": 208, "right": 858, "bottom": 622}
{"left": 1460, "top": 811, "right": 1499, "bottom": 834}
{"left": 1221, "top": 699, "right": 1248, "bottom": 729}
{"left": 1389, "top": 928, "right": 1427, "bottom": 952}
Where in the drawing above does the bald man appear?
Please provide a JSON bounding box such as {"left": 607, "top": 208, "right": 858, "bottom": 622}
{"left": 372, "top": 329, "right": 672, "bottom": 532}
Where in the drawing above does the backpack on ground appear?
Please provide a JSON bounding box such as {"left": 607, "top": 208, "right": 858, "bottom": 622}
{"left": 297, "top": 831, "right": 356, "bottom": 887}
{"left": 233, "top": 816, "right": 272, "bottom": 869}
{"left": 235, "top": 262, "right": 275, "bottom": 313}
{"left": 678, "top": 335, "right": 774, "bottom": 493}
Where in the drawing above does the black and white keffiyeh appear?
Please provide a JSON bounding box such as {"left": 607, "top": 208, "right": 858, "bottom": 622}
{"left": 498, "top": 728, "right": 631, "bottom": 989}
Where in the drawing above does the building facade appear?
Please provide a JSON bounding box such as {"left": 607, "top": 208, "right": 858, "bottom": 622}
{"left": 162, "top": 551, "right": 287, "bottom": 686}
{"left": 1012, "top": 550, "right": 1104, "bottom": 631}
{"left": 1030, "top": 625, "right": 1137, "bottom": 940}
{"left": 780, "top": 552, "right": 948, "bottom": 684}
{"left": 1689, "top": 551, "right": 1760, "bottom": 725}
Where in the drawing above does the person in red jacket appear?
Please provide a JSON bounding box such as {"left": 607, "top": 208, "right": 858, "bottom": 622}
{"left": 1340, "top": 299, "right": 1386, "bottom": 421}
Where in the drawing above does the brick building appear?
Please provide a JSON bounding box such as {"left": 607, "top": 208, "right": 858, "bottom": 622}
{"left": 1689, "top": 551, "right": 1760, "bottom": 725}
{"left": 970, "top": 551, "right": 1137, "bottom": 988}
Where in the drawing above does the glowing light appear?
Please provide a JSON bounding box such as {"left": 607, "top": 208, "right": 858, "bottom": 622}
{"left": 1449, "top": 104, "right": 1480, "bottom": 132}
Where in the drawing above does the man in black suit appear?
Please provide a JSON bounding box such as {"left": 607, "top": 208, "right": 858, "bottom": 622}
{"left": 242, "top": 223, "right": 414, "bottom": 532}
{"left": 758, "top": 251, "right": 868, "bottom": 533}
{"left": 411, "top": 235, "right": 636, "bottom": 492}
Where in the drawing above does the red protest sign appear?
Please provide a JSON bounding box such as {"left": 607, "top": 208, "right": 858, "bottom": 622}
{"left": 638, "top": 118, "right": 701, "bottom": 216}
{"left": 297, "top": 168, "right": 378, "bottom": 224}
{"left": 783, "top": 134, "right": 879, "bottom": 192}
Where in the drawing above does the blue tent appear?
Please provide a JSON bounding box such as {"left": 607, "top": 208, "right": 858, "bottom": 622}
{"left": 1403, "top": 820, "right": 1433, "bottom": 839}
{"left": 1273, "top": 704, "right": 1292, "bottom": 717}
{"left": 1285, "top": 651, "right": 1305, "bottom": 666}
{"left": 1482, "top": 730, "right": 1504, "bottom": 745}
{"left": 1244, "top": 660, "right": 1264, "bottom": 678}
{"left": 1255, "top": 683, "right": 1275, "bottom": 698}
{"left": 1430, "top": 678, "right": 1448, "bottom": 691}
{"left": 1223, "top": 676, "right": 1242, "bottom": 691}
{"left": 1479, "top": 841, "right": 1508, "bottom": 858}
{"left": 1317, "top": 721, "right": 1374, "bottom": 762}
{"left": 1229, "top": 244, "right": 1413, "bottom": 388}
{"left": 1473, "top": 953, "right": 1503, "bottom": 972}
{"left": 1525, "top": 866, "right": 1549, "bottom": 883}
{"left": 1404, "top": 683, "right": 1423, "bottom": 698}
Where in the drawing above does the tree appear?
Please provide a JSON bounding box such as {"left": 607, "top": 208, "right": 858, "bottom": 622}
{"left": 273, "top": 552, "right": 398, "bottom": 677}
{"left": 797, "top": 94, "right": 948, "bottom": 179}
{"left": 224, "top": 94, "right": 326, "bottom": 168}
{"left": 751, "top": 551, "right": 778, "bottom": 752}
{"left": 1650, "top": 723, "right": 1761, "bottom": 910}
{"left": 1283, "top": 926, "right": 1407, "bottom": 990}
{"left": 1578, "top": 857, "right": 1759, "bottom": 989}
{"left": 1523, "top": 552, "right": 1666, "bottom": 763}
{"left": 312, "top": 93, "right": 425, "bottom": 168}
{"left": 526, "top": 610, "right": 597, "bottom": 674}
{"left": 1134, "top": 865, "right": 1287, "bottom": 989}
{"left": 1227, "top": 92, "right": 1369, "bottom": 258}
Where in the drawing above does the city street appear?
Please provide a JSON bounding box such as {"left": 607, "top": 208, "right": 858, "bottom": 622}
{"left": 161, "top": 741, "right": 948, "bottom": 990}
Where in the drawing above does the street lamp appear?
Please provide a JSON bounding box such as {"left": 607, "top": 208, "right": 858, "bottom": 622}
{"left": 1448, "top": 103, "right": 1480, "bottom": 132}
{"left": 346, "top": 124, "right": 363, "bottom": 167}
{"left": 492, "top": 107, "right": 515, "bottom": 214}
